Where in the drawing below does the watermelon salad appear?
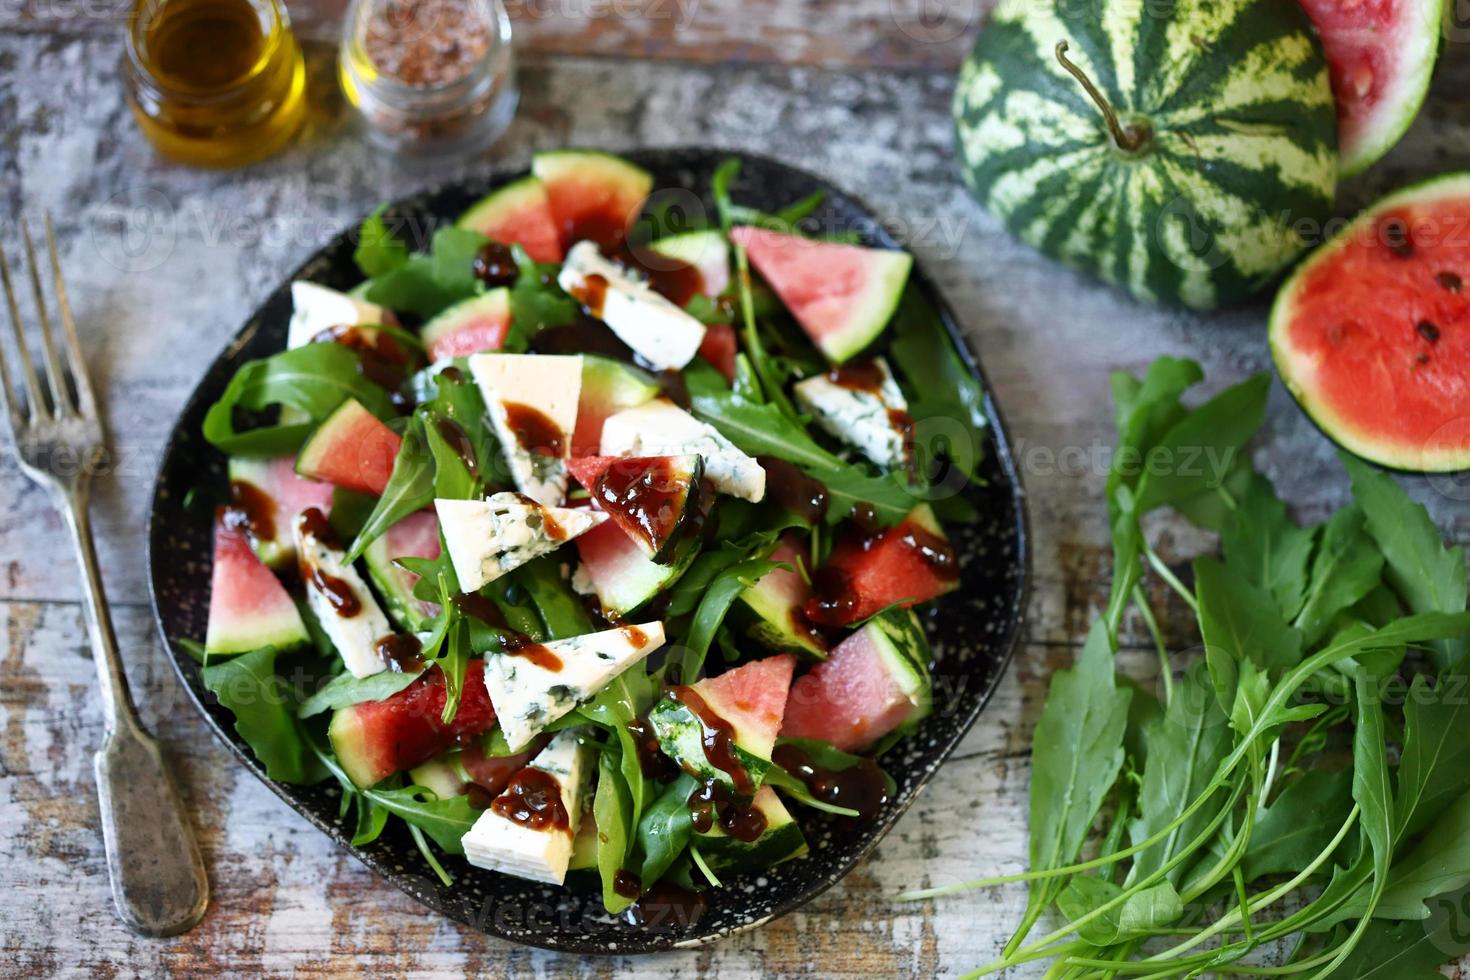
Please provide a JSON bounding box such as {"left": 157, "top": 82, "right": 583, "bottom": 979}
{"left": 191, "top": 151, "right": 987, "bottom": 922}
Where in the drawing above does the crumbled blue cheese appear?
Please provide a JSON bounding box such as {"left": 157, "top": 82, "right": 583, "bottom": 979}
{"left": 460, "top": 729, "right": 592, "bottom": 885}
{"left": 435, "top": 493, "right": 607, "bottom": 593}
{"left": 287, "top": 281, "right": 389, "bottom": 350}
{"left": 600, "top": 399, "right": 766, "bottom": 502}
{"left": 792, "top": 356, "right": 910, "bottom": 469}
{"left": 293, "top": 519, "right": 393, "bottom": 678}
{"left": 557, "top": 241, "right": 707, "bottom": 371}
{"left": 484, "top": 622, "right": 666, "bottom": 751}
{"left": 470, "top": 353, "right": 583, "bottom": 506}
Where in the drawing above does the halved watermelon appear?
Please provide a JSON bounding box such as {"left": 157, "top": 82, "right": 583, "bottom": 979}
{"left": 296, "top": 399, "right": 402, "bottom": 496}
{"left": 736, "top": 534, "right": 828, "bottom": 659}
{"left": 226, "top": 454, "right": 334, "bottom": 568}
{"left": 571, "top": 355, "right": 659, "bottom": 457}
{"left": 731, "top": 226, "right": 912, "bottom": 363}
{"left": 205, "top": 508, "right": 308, "bottom": 656}
{"left": 457, "top": 176, "right": 564, "bottom": 263}
{"left": 329, "top": 661, "right": 497, "bottom": 788}
{"left": 574, "top": 515, "right": 698, "bottom": 617}
{"left": 696, "top": 322, "right": 738, "bottom": 382}
{"left": 780, "top": 610, "right": 932, "bottom": 752}
{"left": 648, "top": 653, "right": 797, "bottom": 789}
{"left": 566, "top": 453, "right": 703, "bottom": 563}
{"left": 420, "top": 289, "right": 511, "bottom": 362}
{"left": 1271, "top": 173, "right": 1470, "bottom": 472}
{"left": 363, "top": 509, "right": 442, "bottom": 630}
{"left": 533, "top": 150, "right": 653, "bottom": 253}
{"left": 1297, "top": 0, "right": 1443, "bottom": 177}
{"left": 805, "top": 503, "right": 960, "bottom": 628}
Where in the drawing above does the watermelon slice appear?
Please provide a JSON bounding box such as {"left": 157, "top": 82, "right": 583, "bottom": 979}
{"left": 409, "top": 736, "right": 549, "bottom": 799}
{"left": 805, "top": 503, "right": 960, "bottom": 628}
{"left": 780, "top": 610, "right": 932, "bottom": 752}
{"left": 731, "top": 226, "right": 912, "bottom": 363}
{"left": 1271, "top": 173, "right": 1470, "bottom": 472}
{"left": 574, "top": 515, "right": 698, "bottom": 617}
{"left": 457, "top": 176, "right": 564, "bottom": 263}
{"left": 296, "top": 399, "right": 402, "bottom": 496}
{"left": 363, "top": 509, "right": 442, "bottom": 630}
{"left": 420, "top": 289, "right": 511, "bottom": 362}
{"left": 532, "top": 150, "right": 653, "bottom": 253}
{"left": 566, "top": 453, "right": 704, "bottom": 563}
{"left": 639, "top": 229, "right": 732, "bottom": 304}
{"left": 736, "top": 534, "right": 828, "bottom": 658}
{"left": 205, "top": 509, "right": 307, "bottom": 656}
{"left": 1297, "top": 0, "right": 1443, "bottom": 177}
{"left": 571, "top": 355, "right": 659, "bottom": 457}
{"left": 696, "top": 322, "right": 738, "bottom": 382}
{"left": 329, "top": 661, "right": 498, "bottom": 788}
{"left": 226, "top": 454, "right": 334, "bottom": 568}
{"left": 648, "top": 653, "right": 797, "bottom": 790}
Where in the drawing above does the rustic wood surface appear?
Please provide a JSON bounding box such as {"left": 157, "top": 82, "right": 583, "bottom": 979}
{"left": 1, "top": 9, "right": 1469, "bottom": 977}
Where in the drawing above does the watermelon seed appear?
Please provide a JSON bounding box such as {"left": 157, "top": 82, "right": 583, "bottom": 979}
{"left": 1383, "top": 219, "right": 1414, "bottom": 258}
{"left": 1416, "top": 320, "right": 1441, "bottom": 343}
{"left": 1435, "top": 271, "right": 1463, "bottom": 293}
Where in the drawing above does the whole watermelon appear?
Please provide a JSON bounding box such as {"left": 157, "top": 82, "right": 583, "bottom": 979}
{"left": 953, "top": 0, "right": 1338, "bottom": 310}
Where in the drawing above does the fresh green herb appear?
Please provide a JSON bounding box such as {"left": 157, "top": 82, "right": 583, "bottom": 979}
{"left": 594, "top": 741, "right": 637, "bottom": 914}
{"left": 671, "top": 557, "right": 782, "bottom": 681}
{"left": 352, "top": 204, "right": 411, "bottom": 277}
{"left": 344, "top": 414, "right": 435, "bottom": 562}
{"left": 202, "top": 646, "right": 313, "bottom": 783}
{"left": 297, "top": 667, "right": 423, "bottom": 718}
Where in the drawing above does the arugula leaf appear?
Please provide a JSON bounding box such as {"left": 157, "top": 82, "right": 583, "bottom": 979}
{"left": 1372, "top": 788, "right": 1470, "bottom": 920}
{"left": 297, "top": 667, "right": 422, "bottom": 718}
{"left": 594, "top": 741, "right": 637, "bottom": 914}
{"left": 887, "top": 286, "right": 988, "bottom": 483}
{"left": 361, "top": 784, "right": 479, "bottom": 853}
{"left": 363, "top": 254, "right": 465, "bottom": 318}
{"left": 1294, "top": 506, "right": 1386, "bottom": 647}
{"left": 1321, "top": 886, "right": 1470, "bottom": 979}
{"left": 429, "top": 227, "right": 488, "bottom": 295}
{"left": 1055, "top": 876, "right": 1183, "bottom": 945}
{"left": 812, "top": 463, "right": 917, "bottom": 527}
{"left": 1343, "top": 453, "right": 1469, "bottom": 670}
{"left": 1106, "top": 357, "right": 1204, "bottom": 504}
{"left": 672, "top": 558, "right": 782, "bottom": 681}
{"left": 1016, "top": 621, "right": 1131, "bottom": 948}
{"left": 202, "top": 646, "right": 310, "bottom": 783}
{"left": 516, "top": 556, "right": 594, "bottom": 639}
{"left": 1221, "top": 474, "right": 1316, "bottom": 620}
{"left": 353, "top": 204, "right": 411, "bottom": 277}
{"left": 504, "top": 246, "right": 578, "bottom": 350}
{"left": 1132, "top": 373, "right": 1270, "bottom": 513}
{"left": 1394, "top": 670, "right": 1470, "bottom": 839}
{"left": 690, "top": 390, "right": 841, "bottom": 470}
{"left": 636, "top": 773, "right": 698, "bottom": 887}
{"left": 345, "top": 414, "right": 435, "bottom": 562}
{"left": 436, "top": 617, "right": 471, "bottom": 725}
{"left": 425, "top": 412, "right": 475, "bottom": 500}
{"left": 1243, "top": 768, "right": 1354, "bottom": 881}
{"left": 1195, "top": 555, "right": 1303, "bottom": 711}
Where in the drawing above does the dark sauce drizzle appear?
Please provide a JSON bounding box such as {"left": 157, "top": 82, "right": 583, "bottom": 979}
{"left": 502, "top": 401, "right": 564, "bottom": 458}
{"left": 687, "top": 778, "right": 768, "bottom": 842}
{"left": 491, "top": 767, "right": 570, "bottom": 834}
{"left": 502, "top": 631, "right": 564, "bottom": 672}
{"left": 435, "top": 417, "right": 479, "bottom": 480}
{"left": 374, "top": 633, "right": 424, "bottom": 673}
{"left": 592, "top": 457, "right": 693, "bottom": 555}
{"left": 296, "top": 509, "right": 360, "bottom": 617}
{"left": 622, "top": 880, "right": 706, "bottom": 930}
{"left": 627, "top": 717, "right": 681, "bottom": 783}
{"left": 224, "top": 479, "right": 276, "bottom": 543}
{"left": 757, "top": 456, "right": 829, "bottom": 524}
{"left": 668, "top": 684, "right": 754, "bottom": 795}
{"left": 771, "top": 742, "right": 891, "bottom": 823}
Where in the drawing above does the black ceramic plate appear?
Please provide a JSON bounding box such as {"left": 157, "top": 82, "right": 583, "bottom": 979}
{"left": 147, "top": 147, "right": 1030, "bottom": 953}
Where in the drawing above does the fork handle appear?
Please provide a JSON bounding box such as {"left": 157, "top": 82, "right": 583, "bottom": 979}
{"left": 60, "top": 491, "right": 210, "bottom": 936}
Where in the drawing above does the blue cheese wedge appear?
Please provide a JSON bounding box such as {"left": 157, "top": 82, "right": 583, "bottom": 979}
{"left": 470, "top": 353, "right": 583, "bottom": 506}
{"left": 435, "top": 493, "right": 607, "bottom": 593}
{"left": 460, "top": 729, "right": 592, "bottom": 885}
{"left": 600, "top": 399, "right": 766, "bottom": 502}
{"left": 293, "top": 516, "right": 394, "bottom": 678}
{"left": 792, "top": 356, "right": 911, "bottom": 470}
{"left": 287, "top": 281, "right": 389, "bottom": 350}
{"left": 485, "top": 622, "right": 666, "bottom": 751}
{"left": 557, "top": 241, "right": 707, "bottom": 371}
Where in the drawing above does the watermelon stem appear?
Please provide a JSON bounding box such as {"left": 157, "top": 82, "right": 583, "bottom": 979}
{"left": 1054, "top": 41, "right": 1150, "bottom": 154}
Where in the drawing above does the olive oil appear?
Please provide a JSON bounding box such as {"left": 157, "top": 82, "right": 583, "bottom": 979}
{"left": 125, "top": 0, "right": 306, "bottom": 167}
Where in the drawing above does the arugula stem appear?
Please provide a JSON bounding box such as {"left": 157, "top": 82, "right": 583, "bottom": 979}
{"left": 1143, "top": 542, "right": 1198, "bottom": 613}
{"left": 1133, "top": 583, "right": 1173, "bottom": 705}
{"left": 1232, "top": 867, "right": 1254, "bottom": 946}
{"left": 732, "top": 243, "right": 798, "bottom": 420}
{"left": 408, "top": 824, "right": 453, "bottom": 887}
{"left": 1258, "top": 738, "right": 1280, "bottom": 808}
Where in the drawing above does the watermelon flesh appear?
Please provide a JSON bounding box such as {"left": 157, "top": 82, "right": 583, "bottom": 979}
{"left": 380, "top": 509, "right": 443, "bottom": 620}
{"left": 570, "top": 356, "right": 659, "bottom": 457}
{"left": 731, "top": 226, "right": 912, "bottom": 363}
{"left": 420, "top": 289, "right": 511, "bottom": 362}
{"left": 227, "top": 454, "right": 334, "bottom": 568}
{"left": 533, "top": 150, "right": 653, "bottom": 253}
{"left": 1297, "top": 0, "right": 1442, "bottom": 177}
{"left": 697, "top": 322, "right": 739, "bottom": 382}
{"left": 457, "top": 176, "right": 564, "bottom": 263}
{"left": 1271, "top": 174, "right": 1470, "bottom": 471}
{"left": 694, "top": 654, "right": 797, "bottom": 762}
{"left": 296, "top": 398, "right": 402, "bottom": 496}
{"left": 205, "top": 509, "right": 307, "bottom": 655}
{"left": 329, "top": 661, "right": 498, "bottom": 788}
{"left": 806, "top": 503, "right": 961, "bottom": 627}
{"left": 780, "top": 625, "right": 922, "bottom": 752}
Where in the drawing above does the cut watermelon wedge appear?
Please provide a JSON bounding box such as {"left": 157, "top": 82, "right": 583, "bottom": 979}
{"left": 1271, "top": 172, "right": 1470, "bottom": 471}
{"left": 780, "top": 610, "right": 932, "bottom": 752}
{"left": 420, "top": 289, "right": 511, "bottom": 362}
{"left": 566, "top": 454, "right": 704, "bottom": 563}
{"left": 736, "top": 534, "right": 828, "bottom": 658}
{"left": 574, "top": 515, "right": 698, "bottom": 617}
{"left": 296, "top": 399, "right": 402, "bottom": 496}
{"left": 226, "top": 454, "right": 335, "bottom": 568}
{"left": 457, "top": 175, "right": 564, "bottom": 263}
{"left": 363, "top": 509, "right": 442, "bottom": 630}
{"left": 571, "top": 355, "right": 659, "bottom": 457}
{"left": 1297, "top": 0, "right": 1443, "bottom": 177}
{"left": 731, "top": 226, "right": 912, "bottom": 363}
{"left": 806, "top": 503, "right": 960, "bottom": 627}
{"left": 533, "top": 150, "right": 653, "bottom": 253}
{"left": 206, "top": 509, "right": 307, "bottom": 656}
{"left": 696, "top": 322, "right": 738, "bottom": 381}
{"left": 641, "top": 229, "right": 731, "bottom": 300}
{"left": 329, "top": 661, "right": 498, "bottom": 788}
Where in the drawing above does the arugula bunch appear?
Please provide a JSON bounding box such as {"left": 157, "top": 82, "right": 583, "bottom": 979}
{"left": 905, "top": 358, "right": 1470, "bottom": 978}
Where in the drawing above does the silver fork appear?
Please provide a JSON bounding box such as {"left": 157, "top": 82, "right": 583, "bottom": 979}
{"left": 0, "top": 215, "right": 208, "bottom": 936}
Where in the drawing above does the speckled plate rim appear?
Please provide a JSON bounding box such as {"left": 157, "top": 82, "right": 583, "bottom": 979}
{"left": 145, "top": 146, "right": 1031, "bottom": 953}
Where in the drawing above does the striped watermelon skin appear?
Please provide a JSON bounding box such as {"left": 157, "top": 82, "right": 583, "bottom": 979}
{"left": 953, "top": 0, "right": 1338, "bottom": 310}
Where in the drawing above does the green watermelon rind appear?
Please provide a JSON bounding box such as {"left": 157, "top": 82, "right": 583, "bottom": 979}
{"left": 821, "top": 250, "right": 913, "bottom": 363}
{"left": 864, "top": 609, "right": 934, "bottom": 732}
{"left": 952, "top": 0, "right": 1338, "bottom": 311}
{"left": 295, "top": 398, "right": 379, "bottom": 483}
{"left": 1269, "top": 171, "right": 1470, "bottom": 473}
{"left": 581, "top": 521, "right": 701, "bottom": 618}
{"left": 646, "top": 230, "right": 731, "bottom": 297}
{"left": 1331, "top": 0, "right": 1445, "bottom": 179}
{"left": 419, "top": 289, "right": 511, "bottom": 356}
{"left": 328, "top": 703, "right": 388, "bottom": 789}
{"left": 694, "top": 786, "right": 808, "bottom": 874}
{"left": 735, "top": 541, "right": 828, "bottom": 660}
{"left": 205, "top": 606, "right": 308, "bottom": 658}
{"left": 363, "top": 532, "right": 435, "bottom": 631}
{"left": 226, "top": 457, "right": 292, "bottom": 569}
{"left": 457, "top": 176, "right": 549, "bottom": 234}
{"left": 648, "top": 694, "right": 774, "bottom": 790}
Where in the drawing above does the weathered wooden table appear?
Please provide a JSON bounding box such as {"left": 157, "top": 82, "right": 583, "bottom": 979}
{"left": 2, "top": 3, "right": 1467, "bottom": 975}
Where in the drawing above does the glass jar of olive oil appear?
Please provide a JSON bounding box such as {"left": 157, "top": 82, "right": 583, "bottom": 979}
{"left": 124, "top": 0, "right": 307, "bottom": 167}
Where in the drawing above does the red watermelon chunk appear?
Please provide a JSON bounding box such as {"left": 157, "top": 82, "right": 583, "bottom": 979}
{"left": 805, "top": 503, "right": 960, "bottom": 628}
{"left": 697, "top": 322, "right": 738, "bottom": 381}
{"left": 457, "top": 176, "right": 564, "bottom": 263}
{"left": 781, "top": 624, "right": 923, "bottom": 752}
{"left": 329, "top": 661, "right": 498, "bottom": 789}
{"left": 533, "top": 150, "right": 653, "bottom": 253}
{"left": 227, "top": 454, "right": 335, "bottom": 568}
{"left": 420, "top": 290, "right": 512, "bottom": 362}
{"left": 205, "top": 509, "right": 307, "bottom": 655}
{"left": 697, "top": 653, "right": 797, "bottom": 761}
{"left": 296, "top": 398, "right": 402, "bottom": 496}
